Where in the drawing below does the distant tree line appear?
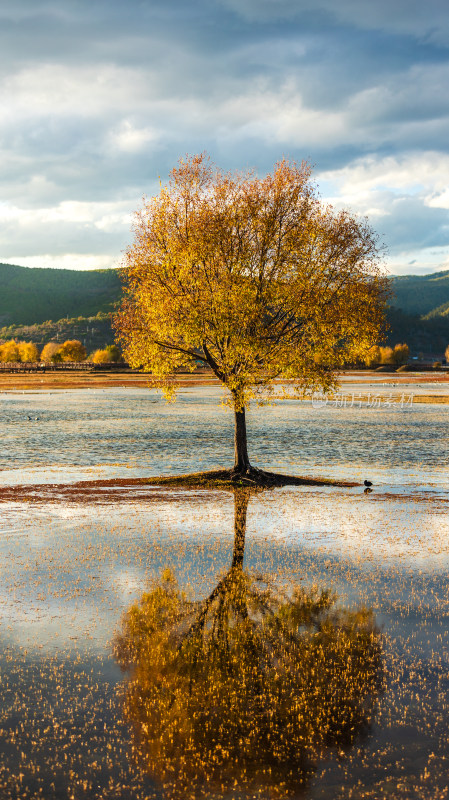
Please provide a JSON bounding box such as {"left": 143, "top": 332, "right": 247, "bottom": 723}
{"left": 0, "top": 312, "right": 114, "bottom": 354}
{"left": 364, "top": 343, "right": 410, "bottom": 367}
{"left": 0, "top": 338, "right": 123, "bottom": 364}
{"left": 363, "top": 341, "right": 449, "bottom": 369}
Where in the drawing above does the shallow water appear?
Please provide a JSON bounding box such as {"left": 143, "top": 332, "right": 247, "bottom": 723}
{"left": 0, "top": 385, "right": 448, "bottom": 489}
{"left": 0, "top": 385, "right": 448, "bottom": 798}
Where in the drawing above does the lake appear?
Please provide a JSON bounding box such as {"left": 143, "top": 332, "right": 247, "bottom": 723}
{"left": 0, "top": 383, "right": 448, "bottom": 798}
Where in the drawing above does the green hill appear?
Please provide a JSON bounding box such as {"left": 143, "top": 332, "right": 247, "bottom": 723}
{"left": 388, "top": 270, "right": 449, "bottom": 356}
{"left": 2, "top": 260, "right": 449, "bottom": 326}
{"left": 0, "top": 263, "right": 122, "bottom": 325}
{"left": 391, "top": 270, "right": 449, "bottom": 316}
{"left": 1, "top": 261, "right": 449, "bottom": 358}
{"left": 385, "top": 306, "right": 449, "bottom": 356}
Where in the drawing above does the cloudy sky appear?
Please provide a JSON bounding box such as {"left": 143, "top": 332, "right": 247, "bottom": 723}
{"left": 1, "top": 0, "right": 449, "bottom": 275}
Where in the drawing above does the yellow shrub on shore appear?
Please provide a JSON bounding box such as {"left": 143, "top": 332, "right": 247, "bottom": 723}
{"left": 0, "top": 340, "right": 20, "bottom": 362}
{"left": 91, "top": 348, "right": 110, "bottom": 364}
{"left": 17, "top": 341, "right": 40, "bottom": 362}
{"left": 57, "top": 340, "right": 87, "bottom": 362}
{"left": 391, "top": 343, "right": 409, "bottom": 366}
{"left": 40, "top": 342, "right": 62, "bottom": 363}
{"left": 91, "top": 345, "right": 124, "bottom": 364}
{"left": 379, "top": 346, "right": 394, "bottom": 364}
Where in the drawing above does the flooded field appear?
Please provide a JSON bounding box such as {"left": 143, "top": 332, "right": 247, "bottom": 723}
{"left": 0, "top": 384, "right": 448, "bottom": 798}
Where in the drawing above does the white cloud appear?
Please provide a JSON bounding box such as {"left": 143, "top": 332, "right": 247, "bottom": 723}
{"left": 319, "top": 152, "right": 449, "bottom": 197}
{"left": 387, "top": 247, "right": 449, "bottom": 275}
{"left": 315, "top": 152, "right": 449, "bottom": 274}
{"left": 7, "top": 254, "right": 118, "bottom": 270}
{"left": 107, "top": 120, "right": 159, "bottom": 154}
{"left": 0, "top": 198, "right": 134, "bottom": 264}
{"left": 0, "top": 0, "right": 448, "bottom": 273}
{"left": 0, "top": 63, "right": 150, "bottom": 119}
{"left": 0, "top": 198, "right": 133, "bottom": 228}
{"left": 426, "top": 190, "right": 449, "bottom": 210}
{"left": 212, "top": 82, "right": 348, "bottom": 147}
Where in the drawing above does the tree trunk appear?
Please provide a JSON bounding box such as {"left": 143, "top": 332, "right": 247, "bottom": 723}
{"left": 234, "top": 405, "right": 251, "bottom": 473}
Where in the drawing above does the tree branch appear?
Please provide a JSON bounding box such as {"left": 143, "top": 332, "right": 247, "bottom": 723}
{"left": 153, "top": 339, "right": 208, "bottom": 363}
{"left": 202, "top": 341, "right": 226, "bottom": 382}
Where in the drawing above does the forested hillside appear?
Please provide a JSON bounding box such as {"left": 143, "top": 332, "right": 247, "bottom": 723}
{"left": 0, "top": 263, "right": 121, "bottom": 325}
{"left": 1, "top": 262, "right": 449, "bottom": 357}
{"left": 0, "top": 313, "right": 114, "bottom": 355}
{"left": 391, "top": 270, "right": 449, "bottom": 316}
{"left": 388, "top": 270, "right": 449, "bottom": 355}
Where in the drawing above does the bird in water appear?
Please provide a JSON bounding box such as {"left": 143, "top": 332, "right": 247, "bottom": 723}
{"left": 364, "top": 480, "right": 373, "bottom": 487}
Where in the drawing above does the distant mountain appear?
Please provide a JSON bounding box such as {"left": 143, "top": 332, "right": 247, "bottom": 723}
{"left": 385, "top": 306, "right": 449, "bottom": 357}
{"left": 388, "top": 270, "right": 449, "bottom": 355}
{"left": 391, "top": 270, "right": 449, "bottom": 317}
{"left": 1, "top": 261, "right": 449, "bottom": 357}
{"left": 0, "top": 262, "right": 122, "bottom": 325}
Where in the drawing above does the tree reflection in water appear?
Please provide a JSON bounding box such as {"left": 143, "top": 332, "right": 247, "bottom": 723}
{"left": 113, "top": 490, "right": 383, "bottom": 799}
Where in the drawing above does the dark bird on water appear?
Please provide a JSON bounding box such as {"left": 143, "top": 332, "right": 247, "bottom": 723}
{"left": 364, "top": 480, "right": 373, "bottom": 487}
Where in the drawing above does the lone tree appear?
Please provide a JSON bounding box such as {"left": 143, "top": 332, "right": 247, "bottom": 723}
{"left": 115, "top": 154, "right": 388, "bottom": 482}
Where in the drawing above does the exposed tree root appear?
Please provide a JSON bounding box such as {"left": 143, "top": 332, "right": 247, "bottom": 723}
{"left": 150, "top": 468, "right": 357, "bottom": 489}
{"left": 0, "top": 468, "right": 358, "bottom": 505}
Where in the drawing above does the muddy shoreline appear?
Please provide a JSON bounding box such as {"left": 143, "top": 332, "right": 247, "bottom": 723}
{"left": 0, "top": 470, "right": 358, "bottom": 504}
{"left": 0, "top": 369, "right": 448, "bottom": 393}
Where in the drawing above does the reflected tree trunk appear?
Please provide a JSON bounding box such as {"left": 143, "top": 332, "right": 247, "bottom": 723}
{"left": 183, "top": 488, "right": 251, "bottom": 643}
{"left": 231, "top": 488, "right": 250, "bottom": 569}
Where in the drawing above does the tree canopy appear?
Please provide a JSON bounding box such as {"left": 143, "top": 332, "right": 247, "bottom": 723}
{"left": 115, "top": 154, "right": 388, "bottom": 478}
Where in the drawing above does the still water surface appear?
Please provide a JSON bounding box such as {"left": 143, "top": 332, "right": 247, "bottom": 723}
{"left": 1, "top": 385, "right": 448, "bottom": 487}
{"left": 0, "top": 386, "right": 448, "bottom": 798}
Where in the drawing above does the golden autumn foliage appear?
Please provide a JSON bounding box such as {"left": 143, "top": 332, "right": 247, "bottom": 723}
{"left": 0, "top": 339, "right": 39, "bottom": 362}
{"left": 40, "top": 342, "right": 61, "bottom": 363}
{"left": 17, "top": 341, "right": 40, "bottom": 362}
{"left": 91, "top": 348, "right": 110, "bottom": 364}
{"left": 0, "top": 340, "right": 20, "bottom": 362}
{"left": 114, "top": 568, "right": 382, "bottom": 799}
{"left": 115, "top": 154, "right": 387, "bottom": 396}
{"left": 114, "top": 154, "right": 388, "bottom": 475}
{"left": 57, "top": 339, "right": 87, "bottom": 362}
{"left": 92, "top": 344, "right": 123, "bottom": 363}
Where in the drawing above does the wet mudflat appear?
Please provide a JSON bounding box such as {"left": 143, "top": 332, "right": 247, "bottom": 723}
{"left": 0, "top": 386, "right": 448, "bottom": 798}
